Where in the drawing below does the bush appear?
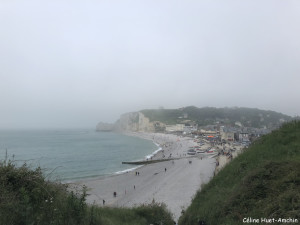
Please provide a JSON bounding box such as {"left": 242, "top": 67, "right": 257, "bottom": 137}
{"left": 0, "top": 161, "right": 174, "bottom": 225}
{"left": 0, "top": 162, "right": 88, "bottom": 225}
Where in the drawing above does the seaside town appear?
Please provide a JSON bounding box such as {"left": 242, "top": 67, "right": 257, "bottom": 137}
{"left": 152, "top": 110, "right": 273, "bottom": 141}
{"left": 98, "top": 110, "right": 275, "bottom": 169}
{"left": 145, "top": 117, "right": 272, "bottom": 175}
{"left": 85, "top": 110, "right": 282, "bottom": 221}
{"left": 163, "top": 117, "right": 270, "bottom": 155}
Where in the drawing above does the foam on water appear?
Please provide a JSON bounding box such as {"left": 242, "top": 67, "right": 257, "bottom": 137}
{"left": 145, "top": 142, "right": 162, "bottom": 159}
{"left": 114, "top": 165, "right": 143, "bottom": 175}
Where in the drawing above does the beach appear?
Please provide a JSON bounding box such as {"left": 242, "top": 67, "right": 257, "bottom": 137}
{"left": 74, "top": 132, "right": 216, "bottom": 221}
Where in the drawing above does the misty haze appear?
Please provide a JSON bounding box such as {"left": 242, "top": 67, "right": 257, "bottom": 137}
{"left": 1, "top": 1, "right": 299, "bottom": 129}
{"left": 0, "top": 1, "right": 300, "bottom": 225}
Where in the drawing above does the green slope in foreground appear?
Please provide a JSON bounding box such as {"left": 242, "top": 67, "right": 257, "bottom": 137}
{"left": 0, "top": 165, "right": 173, "bottom": 225}
{"left": 179, "top": 121, "right": 300, "bottom": 225}
{"left": 1, "top": 121, "right": 299, "bottom": 225}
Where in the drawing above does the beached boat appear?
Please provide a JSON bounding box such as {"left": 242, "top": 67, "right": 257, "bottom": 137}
{"left": 187, "top": 151, "right": 196, "bottom": 155}
{"left": 206, "top": 148, "right": 217, "bottom": 153}
{"left": 204, "top": 152, "right": 217, "bottom": 155}
{"left": 187, "top": 148, "right": 196, "bottom": 155}
{"left": 196, "top": 150, "right": 206, "bottom": 153}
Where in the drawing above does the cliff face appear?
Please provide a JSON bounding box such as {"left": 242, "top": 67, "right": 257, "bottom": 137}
{"left": 114, "top": 112, "right": 158, "bottom": 132}
{"left": 138, "top": 112, "right": 156, "bottom": 132}
{"left": 114, "top": 112, "right": 139, "bottom": 132}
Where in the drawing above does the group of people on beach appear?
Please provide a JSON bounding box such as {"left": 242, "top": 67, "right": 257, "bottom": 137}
{"left": 109, "top": 171, "right": 142, "bottom": 203}
{"left": 95, "top": 133, "right": 215, "bottom": 222}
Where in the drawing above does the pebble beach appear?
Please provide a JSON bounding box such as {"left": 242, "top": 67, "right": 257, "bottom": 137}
{"left": 74, "top": 132, "right": 216, "bottom": 221}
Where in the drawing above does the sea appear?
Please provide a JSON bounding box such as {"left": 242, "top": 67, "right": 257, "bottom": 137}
{"left": 0, "top": 129, "right": 159, "bottom": 182}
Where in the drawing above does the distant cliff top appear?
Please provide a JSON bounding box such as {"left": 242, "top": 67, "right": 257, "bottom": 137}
{"left": 97, "top": 106, "right": 293, "bottom": 131}
{"left": 140, "top": 106, "right": 292, "bottom": 128}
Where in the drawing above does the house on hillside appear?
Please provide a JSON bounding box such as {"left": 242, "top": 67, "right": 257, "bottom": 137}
{"left": 220, "top": 126, "right": 235, "bottom": 142}
{"left": 199, "top": 129, "right": 218, "bottom": 136}
{"left": 239, "top": 132, "right": 249, "bottom": 142}
{"left": 199, "top": 125, "right": 218, "bottom": 136}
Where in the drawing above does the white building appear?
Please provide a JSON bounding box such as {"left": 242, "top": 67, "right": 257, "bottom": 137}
{"left": 165, "top": 124, "right": 184, "bottom": 132}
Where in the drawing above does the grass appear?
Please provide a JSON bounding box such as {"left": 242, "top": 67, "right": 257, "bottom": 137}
{"left": 178, "top": 120, "right": 300, "bottom": 225}
{"left": 2, "top": 120, "right": 299, "bottom": 225}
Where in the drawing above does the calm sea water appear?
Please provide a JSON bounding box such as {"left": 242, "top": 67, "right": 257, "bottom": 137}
{"left": 0, "top": 129, "right": 158, "bottom": 181}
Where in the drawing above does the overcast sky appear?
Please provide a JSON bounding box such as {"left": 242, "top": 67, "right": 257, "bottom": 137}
{"left": 0, "top": 0, "right": 299, "bottom": 129}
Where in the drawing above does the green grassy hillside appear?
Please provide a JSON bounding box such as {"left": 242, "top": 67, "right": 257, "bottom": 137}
{"left": 2, "top": 121, "right": 299, "bottom": 225}
{"left": 178, "top": 121, "right": 300, "bottom": 225}
{"left": 0, "top": 162, "right": 174, "bottom": 225}
{"left": 141, "top": 106, "right": 292, "bottom": 128}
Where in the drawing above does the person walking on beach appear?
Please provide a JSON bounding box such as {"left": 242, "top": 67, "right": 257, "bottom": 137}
{"left": 165, "top": 168, "right": 167, "bottom": 172}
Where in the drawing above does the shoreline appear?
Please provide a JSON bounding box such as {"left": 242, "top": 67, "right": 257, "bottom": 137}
{"left": 74, "top": 131, "right": 216, "bottom": 221}
{"left": 65, "top": 131, "right": 162, "bottom": 183}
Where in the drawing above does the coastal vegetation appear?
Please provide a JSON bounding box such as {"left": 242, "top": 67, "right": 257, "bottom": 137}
{"left": 2, "top": 120, "right": 299, "bottom": 225}
{"left": 0, "top": 161, "right": 174, "bottom": 225}
{"left": 141, "top": 106, "right": 292, "bottom": 128}
{"left": 178, "top": 120, "right": 300, "bottom": 225}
